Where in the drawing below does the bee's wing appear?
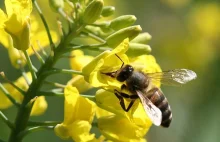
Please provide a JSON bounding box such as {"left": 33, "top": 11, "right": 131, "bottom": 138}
{"left": 146, "top": 69, "right": 197, "bottom": 86}
{"left": 136, "top": 90, "right": 162, "bottom": 126}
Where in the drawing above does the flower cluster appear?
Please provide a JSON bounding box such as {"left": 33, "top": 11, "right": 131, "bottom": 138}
{"left": 0, "top": 0, "right": 162, "bottom": 142}
{"left": 54, "top": 39, "right": 162, "bottom": 141}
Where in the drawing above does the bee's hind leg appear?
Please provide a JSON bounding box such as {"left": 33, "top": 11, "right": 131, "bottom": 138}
{"left": 114, "top": 89, "right": 136, "bottom": 112}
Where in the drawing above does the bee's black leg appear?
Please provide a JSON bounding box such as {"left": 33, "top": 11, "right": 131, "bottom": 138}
{"left": 121, "top": 84, "right": 139, "bottom": 99}
{"left": 126, "top": 99, "right": 135, "bottom": 112}
{"left": 114, "top": 90, "right": 136, "bottom": 112}
{"left": 114, "top": 90, "right": 127, "bottom": 111}
{"left": 121, "top": 84, "right": 127, "bottom": 90}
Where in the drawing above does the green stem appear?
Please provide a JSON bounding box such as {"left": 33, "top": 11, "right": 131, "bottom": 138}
{"left": 37, "top": 91, "right": 64, "bottom": 97}
{"left": 31, "top": 45, "right": 45, "bottom": 65}
{"left": 19, "top": 66, "right": 31, "bottom": 85}
{"left": 44, "top": 80, "right": 66, "bottom": 88}
{"left": 17, "top": 126, "right": 54, "bottom": 140}
{"left": 0, "top": 72, "right": 26, "bottom": 95}
{"left": 23, "top": 51, "right": 37, "bottom": 81}
{"left": 0, "top": 83, "right": 20, "bottom": 107}
{"left": 82, "top": 31, "right": 106, "bottom": 43}
{"left": 33, "top": 0, "right": 55, "bottom": 53}
{"left": 0, "top": 111, "right": 14, "bottom": 129}
{"left": 63, "top": 43, "right": 106, "bottom": 54}
{"left": 27, "top": 121, "right": 60, "bottom": 126}
{"left": 43, "top": 68, "right": 83, "bottom": 76}
{"left": 81, "top": 94, "right": 96, "bottom": 102}
{"left": 58, "top": 8, "right": 74, "bottom": 23}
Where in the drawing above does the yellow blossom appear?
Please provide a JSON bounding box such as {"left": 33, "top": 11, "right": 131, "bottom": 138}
{"left": 54, "top": 85, "right": 97, "bottom": 142}
{"left": 70, "top": 50, "right": 94, "bottom": 72}
{"left": 0, "top": 0, "right": 32, "bottom": 51}
{"left": 82, "top": 38, "right": 162, "bottom": 141}
{"left": 82, "top": 38, "right": 129, "bottom": 89}
{"left": 96, "top": 89, "right": 152, "bottom": 142}
{"left": 82, "top": 38, "right": 161, "bottom": 89}
{"left": 0, "top": 73, "right": 47, "bottom": 116}
{"left": 69, "top": 50, "right": 94, "bottom": 93}
{"left": 0, "top": 1, "right": 58, "bottom": 68}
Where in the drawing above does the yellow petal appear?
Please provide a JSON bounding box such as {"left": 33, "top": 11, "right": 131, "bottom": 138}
{"left": 82, "top": 50, "right": 110, "bottom": 81}
{"left": 63, "top": 86, "right": 96, "bottom": 125}
{"left": 0, "top": 84, "right": 15, "bottom": 109}
{"left": 0, "top": 9, "right": 7, "bottom": 28}
{"left": 30, "top": 96, "right": 48, "bottom": 116}
{"left": 82, "top": 39, "right": 130, "bottom": 89}
{"left": 54, "top": 123, "right": 70, "bottom": 140}
{"left": 98, "top": 115, "right": 149, "bottom": 142}
{"left": 8, "top": 45, "right": 26, "bottom": 69}
{"left": 0, "top": 83, "right": 24, "bottom": 109}
{"left": 5, "top": 0, "right": 32, "bottom": 20}
{"left": 5, "top": 13, "right": 23, "bottom": 34}
{"left": 67, "top": 75, "right": 92, "bottom": 93}
{"left": 70, "top": 50, "right": 94, "bottom": 71}
{"left": 0, "top": 30, "right": 10, "bottom": 49}
{"left": 69, "top": 120, "right": 95, "bottom": 142}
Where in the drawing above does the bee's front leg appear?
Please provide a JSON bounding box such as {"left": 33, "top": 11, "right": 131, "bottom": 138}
{"left": 114, "top": 89, "right": 136, "bottom": 112}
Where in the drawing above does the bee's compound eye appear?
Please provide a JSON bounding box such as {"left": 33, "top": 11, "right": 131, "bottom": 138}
{"left": 117, "top": 65, "right": 134, "bottom": 82}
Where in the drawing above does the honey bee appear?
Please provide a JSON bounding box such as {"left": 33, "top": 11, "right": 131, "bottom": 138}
{"left": 102, "top": 54, "right": 197, "bottom": 127}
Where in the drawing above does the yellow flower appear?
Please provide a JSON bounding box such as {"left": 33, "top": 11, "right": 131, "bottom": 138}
{"left": 0, "top": 0, "right": 32, "bottom": 51}
{"left": 82, "top": 38, "right": 129, "bottom": 89}
{"left": 0, "top": 1, "right": 58, "bottom": 68}
{"left": 96, "top": 89, "right": 152, "bottom": 142}
{"left": 82, "top": 38, "right": 162, "bottom": 141}
{"left": 82, "top": 38, "right": 161, "bottom": 89}
{"left": 54, "top": 85, "right": 97, "bottom": 142}
{"left": 0, "top": 73, "right": 47, "bottom": 116}
{"left": 69, "top": 50, "right": 94, "bottom": 93}
{"left": 70, "top": 50, "right": 94, "bottom": 71}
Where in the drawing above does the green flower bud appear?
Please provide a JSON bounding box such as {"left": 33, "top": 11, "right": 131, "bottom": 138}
{"left": 101, "top": 6, "right": 115, "bottom": 17}
{"left": 131, "top": 32, "right": 152, "bottom": 44}
{"left": 126, "top": 43, "right": 151, "bottom": 57}
{"left": 106, "top": 25, "right": 142, "bottom": 48}
{"left": 83, "top": 0, "right": 104, "bottom": 24}
{"left": 49, "top": 0, "right": 64, "bottom": 12}
{"left": 109, "top": 15, "right": 137, "bottom": 30}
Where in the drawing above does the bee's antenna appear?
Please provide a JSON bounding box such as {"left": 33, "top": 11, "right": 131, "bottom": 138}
{"left": 115, "top": 54, "right": 124, "bottom": 69}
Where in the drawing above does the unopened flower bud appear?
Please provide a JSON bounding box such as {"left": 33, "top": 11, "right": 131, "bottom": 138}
{"left": 101, "top": 6, "right": 115, "bottom": 17}
{"left": 6, "top": 20, "right": 31, "bottom": 51}
{"left": 109, "top": 15, "right": 137, "bottom": 30}
{"left": 106, "top": 25, "right": 142, "bottom": 48}
{"left": 127, "top": 43, "right": 151, "bottom": 57}
{"left": 131, "top": 32, "right": 152, "bottom": 44}
{"left": 8, "top": 46, "right": 26, "bottom": 69}
{"left": 49, "top": 0, "right": 64, "bottom": 12}
{"left": 83, "top": 0, "right": 104, "bottom": 24}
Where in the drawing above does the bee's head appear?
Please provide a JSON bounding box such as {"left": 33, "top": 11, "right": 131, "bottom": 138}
{"left": 116, "top": 65, "right": 134, "bottom": 82}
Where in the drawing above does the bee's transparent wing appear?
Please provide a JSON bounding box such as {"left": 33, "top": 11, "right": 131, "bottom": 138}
{"left": 136, "top": 90, "right": 162, "bottom": 126}
{"left": 146, "top": 69, "right": 197, "bottom": 86}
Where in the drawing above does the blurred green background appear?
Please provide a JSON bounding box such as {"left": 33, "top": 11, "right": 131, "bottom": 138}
{"left": 1, "top": 0, "right": 220, "bottom": 142}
